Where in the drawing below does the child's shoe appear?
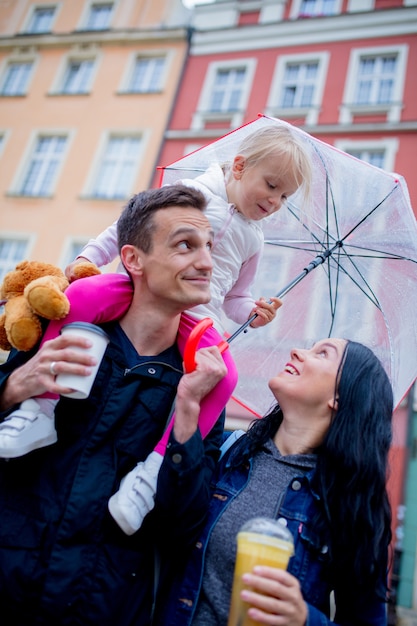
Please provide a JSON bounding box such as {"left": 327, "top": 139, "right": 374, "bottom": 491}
{"left": 108, "top": 450, "right": 163, "bottom": 535}
{"left": 0, "top": 398, "right": 58, "bottom": 458}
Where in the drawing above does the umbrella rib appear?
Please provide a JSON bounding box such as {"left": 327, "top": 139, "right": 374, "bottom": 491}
{"left": 265, "top": 240, "right": 417, "bottom": 263}
{"left": 337, "top": 184, "right": 399, "bottom": 241}
{"left": 326, "top": 247, "right": 338, "bottom": 335}
{"left": 160, "top": 117, "right": 417, "bottom": 413}
{"left": 161, "top": 166, "right": 208, "bottom": 172}
{"left": 327, "top": 248, "right": 382, "bottom": 309}
{"left": 335, "top": 244, "right": 417, "bottom": 262}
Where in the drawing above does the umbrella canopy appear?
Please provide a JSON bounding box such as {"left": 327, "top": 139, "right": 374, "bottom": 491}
{"left": 160, "top": 115, "right": 417, "bottom": 415}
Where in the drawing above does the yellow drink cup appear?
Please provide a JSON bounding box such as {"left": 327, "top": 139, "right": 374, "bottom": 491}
{"left": 227, "top": 518, "right": 294, "bottom": 626}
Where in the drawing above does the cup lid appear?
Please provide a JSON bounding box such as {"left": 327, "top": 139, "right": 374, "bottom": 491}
{"left": 60, "top": 321, "right": 109, "bottom": 339}
{"left": 239, "top": 517, "right": 294, "bottom": 545}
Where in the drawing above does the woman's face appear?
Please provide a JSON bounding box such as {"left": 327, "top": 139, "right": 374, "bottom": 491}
{"left": 268, "top": 339, "right": 347, "bottom": 413}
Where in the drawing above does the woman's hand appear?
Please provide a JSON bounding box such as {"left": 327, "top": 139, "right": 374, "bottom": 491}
{"left": 249, "top": 297, "right": 282, "bottom": 328}
{"left": 240, "top": 566, "right": 308, "bottom": 626}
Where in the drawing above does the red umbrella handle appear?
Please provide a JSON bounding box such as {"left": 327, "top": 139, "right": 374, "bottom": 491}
{"left": 183, "top": 317, "right": 229, "bottom": 373}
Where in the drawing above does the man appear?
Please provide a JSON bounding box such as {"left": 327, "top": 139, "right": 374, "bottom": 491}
{"left": 0, "top": 185, "right": 229, "bottom": 625}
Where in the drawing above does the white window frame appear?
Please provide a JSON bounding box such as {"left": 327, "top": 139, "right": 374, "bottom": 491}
{"left": 289, "top": 0, "right": 342, "bottom": 19}
{"left": 119, "top": 51, "right": 170, "bottom": 94}
{"left": 10, "top": 130, "right": 72, "bottom": 198}
{"left": 83, "top": 131, "right": 146, "bottom": 200}
{"left": 50, "top": 48, "right": 99, "bottom": 95}
{"left": 59, "top": 237, "right": 90, "bottom": 270}
{"left": 266, "top": 52, "right": 329, "bottom": 126}
{"left": 340, "top": 45, "right": 408, "bottom": 124}
{"left": 347, "top": 0, "right": 374, "bottom": 11}
{"left": 0, "top": 130, "right": 10, "bottom": 158}
{"left": 259, "top": 3, "right": 286, "bottom": 24}
{"left": 22, "top": 4, "right": 57, "bottom": 34}
{"left": 78, "top": 1, "right": 115, "bottom": 31}
{"left": 61, "top": 58, "right": 95, "bottom": 94}
{"left": 334, "top": 138, "right": 398, "bottom": 173}
{"left": 192, "top": 59, "right": 256, "bottom": 131}
{"left": 0, "top": 60, "right": 34, "bottom": 96}
{"left": 0, "top": 236, "right": 33, "bottom": 284}
{"left": 0, "top": 49, "right": 38, "bottom": 97}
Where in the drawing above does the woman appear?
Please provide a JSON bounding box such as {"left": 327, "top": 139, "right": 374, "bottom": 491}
{"left": 162, "top": 338, "right": 393, "bottom": 626}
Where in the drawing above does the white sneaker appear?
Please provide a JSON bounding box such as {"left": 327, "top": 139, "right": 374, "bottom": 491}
{"left": 0, "top": 398, "right": 57, "bottom": 458}
{"left": 108, "top": 450, "right": 163, "bottom": 535}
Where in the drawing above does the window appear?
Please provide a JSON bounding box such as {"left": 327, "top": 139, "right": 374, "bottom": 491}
{"left": 355, "top": 54, "right": 397, "bottom": 105}
{"left": 19, "top": 135, "right": 67, "bottom": 197}
{"left": 299, "top": 0, "right": 338, "bottom": 16}
{"left": 91, "top": 135, "right": 142, "bottom": 199}
{"left": 61, "top": 59, "right": 94, "bottom": 94}
{"left": 266, "top": 52, "right": 329, "bottom": 125}
{"left": 0, "top": 61, "right": 33, "bottom": 96}
{"left": 340, "top": 45, "right": 407, "bottom": 124}
{"left": 335, "top": 138, "right": 398, "bottom": 173}
{"left": 192, "top": 59, "right": 256, "bottom": 130}
{"left": 127, "top": 57, "right": 165, "bottom": 93}
{"left": 290, "top": 0, "right": 341, "bottom": 18}
{"left": 26, "top": 6, "right": 56, "bottom": 33}
{"left": 209, "top": 67, "right": 247, "bottom": 113}
{"left": 280, "top": 61, "right": 318, "bottom": 108}
{"left": 0, "top": 239, "right": 28, "bottom": 284}
{"left": 84, "top": 3, "right": 113, "bottom": 30}
{"left": 61, "top": 239, "right": 89, "bottom": 269}
{"left": 345, "top": 149, "right": 385, "bottom": 169}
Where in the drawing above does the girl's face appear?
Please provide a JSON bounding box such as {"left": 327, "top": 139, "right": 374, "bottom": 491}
{"left": 268, "top": 339, "right": 347, "bottom": 413}
{"left": 227, "top": 154, "right": 300, "bottom": 221}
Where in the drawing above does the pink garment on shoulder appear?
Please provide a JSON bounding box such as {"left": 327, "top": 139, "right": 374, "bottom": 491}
{"left": 39, "top": 274, "right": 237, "bottom": 451}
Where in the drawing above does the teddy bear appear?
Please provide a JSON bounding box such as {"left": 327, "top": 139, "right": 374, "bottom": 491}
{"left": 0, "top": 260, "right": 100, "bottom": 352}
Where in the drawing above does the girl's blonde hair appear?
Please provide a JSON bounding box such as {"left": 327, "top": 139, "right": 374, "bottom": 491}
{"left": 232, "top": 124, "right": 312, "bottom": 205}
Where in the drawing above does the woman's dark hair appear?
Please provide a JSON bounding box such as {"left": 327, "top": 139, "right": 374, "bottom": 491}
{"left": 230, "top": 340, "right": 393, "bottom": 597}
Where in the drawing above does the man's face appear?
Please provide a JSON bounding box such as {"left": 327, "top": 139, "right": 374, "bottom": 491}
{"left": 139, "top": 206, "right": 214, "bottom": 312}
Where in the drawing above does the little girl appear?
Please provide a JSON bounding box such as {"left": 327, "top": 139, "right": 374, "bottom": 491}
{"left": 0, "top": 123, "right": 312, "bottom": 534}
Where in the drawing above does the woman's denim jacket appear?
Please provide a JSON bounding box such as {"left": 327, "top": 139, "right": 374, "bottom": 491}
{"left": 163, "top": 433, "right": 388, "bottom": 626}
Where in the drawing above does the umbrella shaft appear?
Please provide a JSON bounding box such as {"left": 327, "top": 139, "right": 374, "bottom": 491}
{"left": 227, "top": 250, "right": 332, "bottom": 344}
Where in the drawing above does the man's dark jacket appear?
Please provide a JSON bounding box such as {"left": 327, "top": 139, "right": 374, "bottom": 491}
{"left": 0, "top": 322, "right": 224, "bottom": 626}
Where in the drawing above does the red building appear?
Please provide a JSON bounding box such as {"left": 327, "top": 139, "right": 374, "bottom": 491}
{"left": 155, "top": 0, "right": 417, "bottom": 617}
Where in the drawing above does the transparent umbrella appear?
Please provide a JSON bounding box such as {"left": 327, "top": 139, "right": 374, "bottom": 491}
{"left": 160, "top": 115, "right": 417, "bottom": 415}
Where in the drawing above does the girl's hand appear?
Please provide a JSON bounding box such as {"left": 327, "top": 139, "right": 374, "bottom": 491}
{"left": 249, "top": 297, "right": 282, "bottom": 328}
{"left": 240, "top": 566, "right": 308, "bottom": 626}
{"left": 65, "top": 257, "right": 91, "bottom": 282}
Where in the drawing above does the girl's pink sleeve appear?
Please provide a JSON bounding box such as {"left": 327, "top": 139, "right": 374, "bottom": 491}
{"left": 40, "top": 273, "right": 133, "bottom": 345}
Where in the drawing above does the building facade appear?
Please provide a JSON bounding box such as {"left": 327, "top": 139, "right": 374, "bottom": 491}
{"left": 155, "top": 0, "right": 417, "bottom": 617}
{"left": 0, "top": 0, "right": 416, "bottom": 617}
{"left": 0, "top": 0, "right": 191, "bottom": 275}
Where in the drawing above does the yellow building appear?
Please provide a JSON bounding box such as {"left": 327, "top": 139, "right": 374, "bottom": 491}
{"left": 0, "top": 0, "right": 191, "bottom": 277}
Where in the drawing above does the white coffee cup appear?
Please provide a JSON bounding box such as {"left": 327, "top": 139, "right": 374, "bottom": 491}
{"left": 57, "top": 322, "right": 110, "bottom": 399}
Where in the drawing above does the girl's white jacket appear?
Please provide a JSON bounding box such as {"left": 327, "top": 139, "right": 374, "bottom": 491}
{"left": 79, "top": 163, "right": 264, "bottom": 332}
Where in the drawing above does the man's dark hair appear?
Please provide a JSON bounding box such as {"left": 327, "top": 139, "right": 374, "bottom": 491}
{"left": 117, "top": 184, "right": 207, "bottom": 253}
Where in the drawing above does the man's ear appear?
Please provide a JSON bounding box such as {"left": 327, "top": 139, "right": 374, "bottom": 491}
{"left": 231, "top": 155, "right": 246, "bottom": 179}
{"left": 120, "top": 244, "right": 143, "bottom": 275}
